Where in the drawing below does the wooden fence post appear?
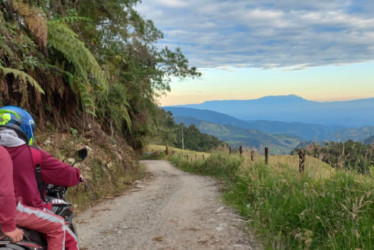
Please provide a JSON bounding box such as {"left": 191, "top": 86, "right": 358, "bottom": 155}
{"left": 298, "top": 149, "right": 306, "bottom": 173}
{"left": 229, "top": 146, "right": 232, "bottom": 155}
{"left": 251, "top": 150, "right": 255, "bottom": 162}
{"left": 165, "top": 146, "right": 172, "bottom": 156}
{"left": 265, "top": 147, "right": 269, "bottom": 164}
{"left": 239, "top": 146, "right": 243, "bottom": 157}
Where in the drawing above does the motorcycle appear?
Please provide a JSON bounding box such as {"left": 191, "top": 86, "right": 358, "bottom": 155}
{"left": 0, "top": 148, "right": 88, "bottom": 250}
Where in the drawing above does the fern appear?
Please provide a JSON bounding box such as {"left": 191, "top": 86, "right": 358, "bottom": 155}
{"left": 112, "top": 84, "right": 132, "bottom": 132}
{"left": 0, "top": 65, "right": 45, "bottom": 94}
{"left": 94, "top": 82, "right": 132, "bottom": 133}
{"left": 0, "top": 35, "right": 14, "bottom": 59}
{"left": 47, "top": 21, "right": 108, "bottom": 114}
{"left": 77, "top": 78, "right": 96, "bottom": 116}
{"left": 10, "top": 0, "right": 48, "bottom": 51}
{"left": 0, "top": 12, "right": 15, "bottom": 60}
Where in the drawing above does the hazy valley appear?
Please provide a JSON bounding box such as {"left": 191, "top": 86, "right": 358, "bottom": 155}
{"left": 163, "top": 95, "right": 374, "bottom": 154}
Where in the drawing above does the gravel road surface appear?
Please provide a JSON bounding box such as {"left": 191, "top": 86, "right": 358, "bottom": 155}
{"left": 76, "top": 160, "right": 260, "bottom": 250}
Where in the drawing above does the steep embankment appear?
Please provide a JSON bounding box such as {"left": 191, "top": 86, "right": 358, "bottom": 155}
{"left": 36, "top": 127, "right": 142, "bottom": 212}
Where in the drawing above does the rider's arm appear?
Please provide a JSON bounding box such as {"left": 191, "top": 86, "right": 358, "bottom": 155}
{"left": 39, "top": 149, "right": 81, "bottom": 187}
{"left": 0, "top": 146, "right": 17, "bottom": 233}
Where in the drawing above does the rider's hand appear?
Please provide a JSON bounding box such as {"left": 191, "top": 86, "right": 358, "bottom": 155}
{"left": 4, "top": 227, "right": 24, "bottom": 243}
{"left": 79, "top": 175, "right": 86, "bottom": 183}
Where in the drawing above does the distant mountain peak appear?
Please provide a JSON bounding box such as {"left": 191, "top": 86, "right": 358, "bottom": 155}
{"left": 256, "top": 94, "right": 308, "bottom": 103}
{"left": 260, "top": 94, "right": 305, "bottom": 100}
{"left": 197, "top": 94, "right": 308, "bottom": 105}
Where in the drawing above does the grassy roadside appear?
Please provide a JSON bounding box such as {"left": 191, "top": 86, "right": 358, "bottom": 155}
{"left": 143, "top": 144, "right": 209, "bottom": 160}
{"left": 169, "top": 151, "right": 374, "bottom": 249}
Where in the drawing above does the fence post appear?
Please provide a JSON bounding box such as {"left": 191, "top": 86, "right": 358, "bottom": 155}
{"left": 265, "top": 147, "right": 269, "bottom": 164}
{"left": 251, "top": 150, "right": 255, "bottom": 162}
{"left": 229, "top": 146, "right": 232, "bottom": 155}
{"left": 239, "top": 146, "right": 243, "bottom": 157}
{"left": 165, "top": 146, "right": 172, "bottom": 156}
{"left": 298, "top": 149, "right": 306, "bottom": 173}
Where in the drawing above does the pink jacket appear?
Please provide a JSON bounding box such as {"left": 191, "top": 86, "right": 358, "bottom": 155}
{"left": 0, "top": 145, "right": 16, "bottom": 233}
{"left": 5, "top": 145, "right": 81, "bottom": 210}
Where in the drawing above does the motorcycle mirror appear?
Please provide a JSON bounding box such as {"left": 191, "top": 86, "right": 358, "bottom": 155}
{"left": 73, "top": 148, "right": 88, "bottom": 162}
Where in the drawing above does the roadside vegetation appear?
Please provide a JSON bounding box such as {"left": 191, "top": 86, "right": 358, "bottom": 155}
{"left": 0, "top": 0, "right": 200, "bottom": 210}
{"left": 143, "top": 144, "right": 209, "bottom": 160}
{"left": 0, "top": 0, "right": 200, "bottom": 152}
{"left": 151, "top": 110, "right": 226, "bottom": 152}
{"left": 295, "top": 140, "right": 374, "bottom": 174}
{"left": 169, "top": 150, "right": 374, "bottom": 249}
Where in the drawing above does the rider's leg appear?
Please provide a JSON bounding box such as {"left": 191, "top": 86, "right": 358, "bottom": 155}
{"left": 64, "top": 225, "right": 79, "bottom": 250}
{"left": 15, "top": 202, "right": 66, "bottom": 250}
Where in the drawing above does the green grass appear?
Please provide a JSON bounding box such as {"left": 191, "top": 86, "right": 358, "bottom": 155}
{"left": 169, "top": 151, "right": 241, "bottom": 180}
{"left": 144, "top": 144, "right": 210, "bottom": 160}
{"left": 169, "top": 152, "right": 374, "bottom": 249}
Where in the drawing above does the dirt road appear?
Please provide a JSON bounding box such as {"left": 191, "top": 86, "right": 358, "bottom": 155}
{"left": 76, "top": 160, "right": 260, "bottom": 250}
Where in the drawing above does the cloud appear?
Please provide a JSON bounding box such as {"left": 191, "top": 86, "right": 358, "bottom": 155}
{"left": 245, "top": 9, "right": 284, "bottom": 20}
{"left": 136, "top": 0, "right": 374, "bottom": 69}
{"left": 155, "top": 0, "right": 188, "bottom": 8}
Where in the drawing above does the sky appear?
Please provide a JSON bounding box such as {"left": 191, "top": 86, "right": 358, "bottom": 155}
{"left": 135, "top": 0, "right": 374, "bottom": 106}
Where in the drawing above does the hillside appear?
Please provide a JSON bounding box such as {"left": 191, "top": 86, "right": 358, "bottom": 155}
{"left": 175, "top": 116, "right": 301, "bottom": 154}
{"left": 364, "top": 135, "right": 374, "bottom": 144}
{"left": 171, "top": 95, "right": 374, "bottom": 127}
{"left": 34, "top": 126, "right": 141, "bottom": 213}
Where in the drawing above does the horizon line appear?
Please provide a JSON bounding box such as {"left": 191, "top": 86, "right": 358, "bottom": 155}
{"left": 160, "top": 94, "right": 374, "bottom": 107}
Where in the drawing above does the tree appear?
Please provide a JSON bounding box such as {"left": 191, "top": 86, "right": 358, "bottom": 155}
{"left": 300, "top": 140, "right": 374, "bottom": 174}
{"left": 0, "top": 0, "right": 200, "bottom": 150}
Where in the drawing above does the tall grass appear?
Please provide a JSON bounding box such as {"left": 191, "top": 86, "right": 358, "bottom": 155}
{"left": 169, "top": 152, "right": 241, "bottom": 181}
{"left": 170, "top": 153, "right": 374, "bottom": 249}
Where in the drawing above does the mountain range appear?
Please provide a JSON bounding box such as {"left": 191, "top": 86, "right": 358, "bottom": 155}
{"left": 171, "top": 95, "right": 374, "bottom": 128}
{"left": 163, "top": 95, "right": 374, "bottom": 154}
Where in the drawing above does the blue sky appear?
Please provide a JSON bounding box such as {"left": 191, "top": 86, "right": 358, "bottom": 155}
{"left": 136, "top": 0, "right": 374, "bottom": 105}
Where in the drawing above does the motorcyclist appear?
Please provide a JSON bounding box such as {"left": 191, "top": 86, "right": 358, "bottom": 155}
{"left": 0, "top": 144, "right": 68, "bottom": 248}
{"left": 0, "top": 145, "right": 24, "bottom": 243}
{"left": 0, "top": 106, "right": 84, "bottom": 250}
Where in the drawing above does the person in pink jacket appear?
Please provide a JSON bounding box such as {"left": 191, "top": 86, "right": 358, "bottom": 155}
{"left": 0, "top": 144, "right": 69, "bottom": 249}
{"left": 0, "top": 106, "right": 84, "bottom": 250}
{"left": 0, "top": 145, "right": 24, "bottom": 243}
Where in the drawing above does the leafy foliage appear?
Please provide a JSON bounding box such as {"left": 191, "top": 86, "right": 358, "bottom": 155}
{"left": 0, "top": 0, "right": 200, "bottom": 149}
{"left": 152, "top": 110, "right": 225, "bottom": 152}
{"left": 0, "top": 65, "right": 44, "bottom": 94}
{"left": 294, "top": 140, "right": 374, "bottom": 174}
{"left": 47, "top": 20, "right": 108, "bottom": 115}
{"left": 10, "top": 0, "right": 48, "bottom": 54}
